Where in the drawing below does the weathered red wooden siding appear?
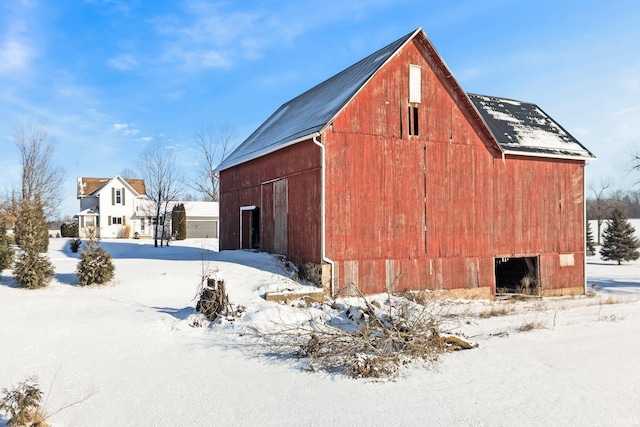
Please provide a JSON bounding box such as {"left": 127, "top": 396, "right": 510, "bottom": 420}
{"left": 219, "top": 140, "right": 322, "bottom": 265}
{"left": 323, "top": 37, "right": 585, "bottom": 294}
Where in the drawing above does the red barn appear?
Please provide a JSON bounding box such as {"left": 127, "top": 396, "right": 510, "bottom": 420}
{"left": 216, "top": 28, "right": 595, "bottom": 298}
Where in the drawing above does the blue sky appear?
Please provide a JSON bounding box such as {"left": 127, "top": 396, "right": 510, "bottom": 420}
{"left": 1, "top": 0, "right": 639, "bottom": 219}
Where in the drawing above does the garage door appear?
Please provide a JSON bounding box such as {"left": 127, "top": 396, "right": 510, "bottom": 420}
{"left": 186, "top": 219, "right": 218, "bottom": 238}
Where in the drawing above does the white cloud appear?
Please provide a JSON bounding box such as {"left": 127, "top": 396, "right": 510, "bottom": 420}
{"left": 113, "top": 123, "right": 140, "bottom": 136}
{"left": 200, "top": 50, "right": 233, "bottom": 68}
{"left": 0, "top": 40, "right": 31, "bottom": 74}
{"left": 107, "top": 53, "right": 139, "bottom": 70}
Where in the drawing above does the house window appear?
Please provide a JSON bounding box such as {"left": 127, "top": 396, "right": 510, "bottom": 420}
{"left": 112, "top": 217, "right": 122, "bottom": 225}
{"left": 85, "top": 216, "right": 95, "bottom": 227}
{"left": 112, "top": 187, "right": 125, "bottom": 205}
{"left": 140, "top": 218, "right": 145, "bottom": 232}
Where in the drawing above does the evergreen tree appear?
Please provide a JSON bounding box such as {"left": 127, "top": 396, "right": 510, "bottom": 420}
{"left": 172, "top": 203, "right": 187, "bottom": 240}
{"left": 13, "top": 232, "right": 54, "bottom": 289}
{"left": 76, "top": 231, "right": 115, "bottom": 286}
{"left": 0, "top": 216, "right": 14, "bottom": 270}
{"left": 600, "top": 208, "right": 640, "bottom": 265}
{"left": 586, "top": 221, "right": 596, "bottom": 257}
{"left": 14, "top": 199, "right": 49, "bottom": 253}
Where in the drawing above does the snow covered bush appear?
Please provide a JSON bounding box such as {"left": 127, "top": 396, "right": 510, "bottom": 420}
{"left": 0, "top": 376, "right": 48, "bottom": 427}
{"left": 14, "top": 250, "right": 55, "bottom": 290}
{"left": 13, "top": 229, "right": 55, "bottom": 289}
{"left": 76, "top": 233, "right": 114, "bottom": 287}
{"left": 14, "top": 199, "right": 49, "bottom": 253}
{"left": 60, "top": 221, "right": 79, "bottom": 238}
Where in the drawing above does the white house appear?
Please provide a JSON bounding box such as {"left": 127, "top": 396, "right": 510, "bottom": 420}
{"left": 76, "top": 176, "right": 149, "bottom": 238}
{"left": 76, "top": 176, "right": 219, "bottom": 239}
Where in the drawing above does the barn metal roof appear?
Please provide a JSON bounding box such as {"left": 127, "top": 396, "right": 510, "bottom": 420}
{"left": 217, "top": 28, "right": 594, "bottom": 171}
{"left": 468, "top": 94, "right": 595, "bottom": 160}
{"left": 216, "top": 29, "right": 420, "bottom": 171}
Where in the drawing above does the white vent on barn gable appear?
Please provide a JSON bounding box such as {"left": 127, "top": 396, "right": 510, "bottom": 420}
{"left": 409, "top": 64, "right": 421, "bottom": 103}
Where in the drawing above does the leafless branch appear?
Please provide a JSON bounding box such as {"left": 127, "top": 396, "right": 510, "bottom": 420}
{"left": 10, "top": 118, "right": 66, "bottom": 219}
{"left": 138, "top": 135, "right": 184, "bottom": 247}
{"left": 188, "top": 122, "right": 235, "bottom": 201}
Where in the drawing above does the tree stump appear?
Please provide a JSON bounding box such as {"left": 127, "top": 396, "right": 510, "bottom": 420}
{"left": 196, "top": 278, "right": 231, "bottom": 321}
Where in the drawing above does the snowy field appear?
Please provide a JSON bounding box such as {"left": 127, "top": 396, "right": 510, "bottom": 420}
{"left": 1, "top": 234, "right": 639, "bottom": 426}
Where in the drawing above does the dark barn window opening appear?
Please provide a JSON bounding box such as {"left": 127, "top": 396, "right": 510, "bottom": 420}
{"left": 494, "top": 256, "right": 539, "bottom": 295}
{"left": 408, "top": 106, "right": 419, "bottom": 136}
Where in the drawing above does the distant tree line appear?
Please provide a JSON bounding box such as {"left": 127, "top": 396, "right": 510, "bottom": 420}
{"left": 586, "top": 189, "right": 640, "bottom": 220}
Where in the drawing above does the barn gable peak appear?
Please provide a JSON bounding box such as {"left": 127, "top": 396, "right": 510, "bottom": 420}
{"left": 218, "top": 28, "right": 593, "bottom": 171}
{"left": 217, "top": 28, "right": 423, "bottom": 171}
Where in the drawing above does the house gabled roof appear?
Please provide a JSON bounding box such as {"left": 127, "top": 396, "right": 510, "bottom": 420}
{"left": 77, "top": 176, "right": 147, "bottom": 198}
{"left": 217, "top": 28, "right": 593, "bottom": 171}
{"left": 468, "top": 94, "right": 595, "bottom": 160}
{"left": 216, "top": 29, "right": 421, "bottom": 171}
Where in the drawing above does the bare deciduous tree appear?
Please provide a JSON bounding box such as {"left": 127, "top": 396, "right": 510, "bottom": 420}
{"left": 119, "top": 167, "right": 138, "bottom": 179}
{"left": 189, "top": 122, "right": 234, "bottom": 202}
{"left": 630, "top": 145, "right": 640, "bottom": 179}
{"left": 11, "top": 119, "right": 65, "bottom": 219}
{"left": 587, "top": 177, "right": 613, "bottom": 245}
{"left": 138, "top": 136, "right": 183, "bottom": 247}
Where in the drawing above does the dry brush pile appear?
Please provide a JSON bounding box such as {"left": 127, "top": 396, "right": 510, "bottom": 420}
{"left": 248, "top": 289, "right": 476, "bottom": 379}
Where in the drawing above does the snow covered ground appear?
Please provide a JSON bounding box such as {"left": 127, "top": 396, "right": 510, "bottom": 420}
{"left": 1, "top": 236, "right": 639, "bottom": 426}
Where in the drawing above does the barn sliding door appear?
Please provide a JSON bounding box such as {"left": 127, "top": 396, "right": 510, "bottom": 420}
{"left": 273, "top": 178, "right": 288, "bottom": 255}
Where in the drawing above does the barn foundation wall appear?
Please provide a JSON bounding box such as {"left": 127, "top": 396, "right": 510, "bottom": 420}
{"left": 299, "top": 262, "right": 333, "bottom": 294}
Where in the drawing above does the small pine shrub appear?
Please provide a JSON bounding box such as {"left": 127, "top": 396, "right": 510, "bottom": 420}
{"left": 0, "top": 218, "right": 14, "bottom": 270}
{"left": 14, "top": 249, "right": 55, "bottom": 289}
{"left": 14, "top": 200, "right": 49, "bottom": 253}
{"left": 76, "top": 237, "right": 114, "bottom": 286}
{"left": 69, "top": 238, "right": 82, "bottom": 253}
{"left": 0, "top": 376, "right": 48, "bottom": 427}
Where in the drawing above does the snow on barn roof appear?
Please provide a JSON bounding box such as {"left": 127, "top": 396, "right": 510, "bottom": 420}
{"left": 468, "top": 94, "right": 595, "bottom": 160}
{"left": 217, "top": 28, "right": 595, "bottom": 171}
{"left": 216, "top": 29, "right": 420, "bottom": 171}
